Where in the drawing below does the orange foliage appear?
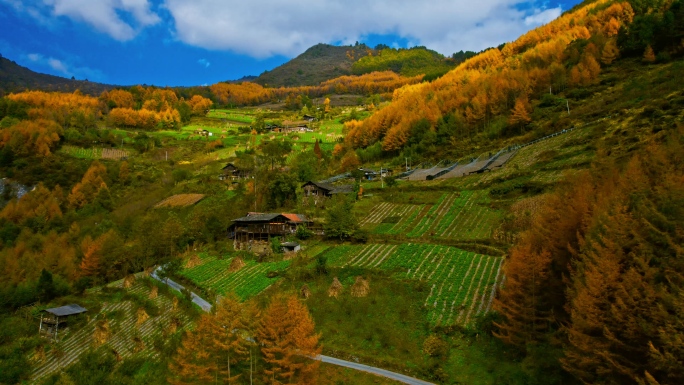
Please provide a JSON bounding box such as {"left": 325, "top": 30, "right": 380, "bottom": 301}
{"left": 68, "top": 161, "right": 108, "bottom": 208}
{"left": 0, "top": 119, "right": 62, "bottom": 157}
{"left": 8, "top": 90, "right": 102, "bottom": 127}
{"left": 210, "top": 82, "right": 273, "bottom": 106}
{"left": 346, "top": 0, "right": 632, "bottom": 150}
{"left": 0, "top": 231, "right": 78, "bottom": 285}
{"left": 0, "top": 184, "right": 62, "bottom": 226}
{"left": 101, "top": 89, "right": 135, "bottom": 109}
{"left": 187, "top": 95, "right": 213, "bottom": 115}
{"left": 257, "top": 294, "right": 320, "bottom": 384}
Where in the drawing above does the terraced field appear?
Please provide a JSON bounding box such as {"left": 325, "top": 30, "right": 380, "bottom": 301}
{"left": 362, "top": 191, "right": 500, "bottom": 240}
{"left": 31, "top": 279, "right": 188, "bottom": 383}
{"left": 322, "top": 243, "right": 504, "bottom": 325}
{"left": 180, "top": 254, "right": 290, "bottom": 300}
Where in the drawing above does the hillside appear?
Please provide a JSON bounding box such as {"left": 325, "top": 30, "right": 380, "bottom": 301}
{"left": 254, "top": 43, "right": 377, "bottom": 87}
{"left": 351, "top": 46, "right": 456, "bottom": 79}
{"left": 1, "top": 0, "right": 684, "bottom": 384}
{"left": 0, "top": 55, "right": 115, "bottom": 96}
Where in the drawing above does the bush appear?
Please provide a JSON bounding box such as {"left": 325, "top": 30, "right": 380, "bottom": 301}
{"left": 296, "top": 225, "right": 313, "bottom": 240}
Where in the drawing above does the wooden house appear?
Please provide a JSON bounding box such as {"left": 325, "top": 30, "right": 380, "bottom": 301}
{"left": 302, "top": 181, "right": 354, "bottom": 197}
{"left": 229, "top": 212, "right": 312, "bottom": 241}
{"left": 219, "top": 163, "right": 250, "bottom": 181}
{"left": 39, "top": 304, "right": 87, "bottom": 340}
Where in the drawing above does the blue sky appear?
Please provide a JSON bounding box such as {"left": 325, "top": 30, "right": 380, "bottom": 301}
{"left": 0, "top": 0, "right": 582, "bottom": 87}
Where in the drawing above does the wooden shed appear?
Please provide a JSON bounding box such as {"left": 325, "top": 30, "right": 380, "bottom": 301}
{"left": 39, "top": 304, "right": 87, "bottom": 340}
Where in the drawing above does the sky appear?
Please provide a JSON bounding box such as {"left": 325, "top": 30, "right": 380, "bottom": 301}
{"left": 0, "top": 0, "right": 583, "bottom": 87}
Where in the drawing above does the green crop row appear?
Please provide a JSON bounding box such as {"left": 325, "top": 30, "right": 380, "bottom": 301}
{"left": 180, "top": 254, "right": 290, "bottom": 300}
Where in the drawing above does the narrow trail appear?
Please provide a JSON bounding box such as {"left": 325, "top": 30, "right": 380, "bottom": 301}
{"left": 155, "top": 268, "right": 434, "bottom": 385}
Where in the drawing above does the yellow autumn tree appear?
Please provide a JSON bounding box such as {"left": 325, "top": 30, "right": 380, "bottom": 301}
{"left": 643, "top": 44, "right": 656, "bottom": 63}
{"left": 68, "top": 161, "right": 108, "bottom": 208}
{"left": 257, "top": 294, "right": 320, "bottom": 385}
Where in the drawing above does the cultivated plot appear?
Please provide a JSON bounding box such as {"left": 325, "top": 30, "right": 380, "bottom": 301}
{"left": 362, "top": 191, "right": 500, "bottom": 240}
{"left": 180, "top": 255, "right": 290, "bottom": 300}
{"left": 323, "top": 243, "right": 504, "bottom": 326}
{"left": 32, "top": 280, "right": 188, "bottom": 383}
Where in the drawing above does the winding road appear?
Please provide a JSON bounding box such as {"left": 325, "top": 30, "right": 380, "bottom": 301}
{"left": 153, "top": 267, "right": 434, "bottom": 385}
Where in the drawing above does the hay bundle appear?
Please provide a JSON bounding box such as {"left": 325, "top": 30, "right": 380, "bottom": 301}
{"left": 168, "top": 316, "right": 182, "bottom": 334}
{"left": 132, "top": 335, "right": 145, "bottom": 353}
{"left": 328, "top": 277, "right": 343, "bottom": 298}
{"left": 93, "top": 319, "right": 110, "bottom": 347}
{"left": 229, "top": 257, "right": 246, "bottom": 272}
{"left": 136, "top": 308, "right": 149, "bottom": 327}
{"left": 149, "top": 285, "right": 158, "bottom": 299}
{"left": 351, "top": 276, "right": 370, "bottom": 297}
{"left": 123, "top": 274, "right": 135, "bottom": 289}
{"left": 185, "top": 254, "right": 202, "bottom": 269}
{"left": 172, "top": 296, "right": 179, "bottom": 311}
{"left": 300, "top": 284, "right": 311, "bottom": 299}
{"left": 112, "top": 348, "right": 122, "bottom": 362}
{"left": 144, "top": 266, "right": 154, "bottom": 277}
{"left": 33, "top": 345, "right": 46, "bottom": 362}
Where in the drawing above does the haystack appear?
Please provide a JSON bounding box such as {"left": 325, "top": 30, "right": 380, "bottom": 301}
{"left": 136, "top": 308, "right": 149, "bottom": 327}
{"left": 328, "top": 277, "right": 344, "bottom": 298}
{"left": 300, "top": 284, "right": 311, "bottom": 299}
{"left": 351, "top": 276, "right": 370, "bottom": 297}
{"left": 185, "top": 254, "right": 202, "bottom": 269}
{"left": 33, "top": 345, "right": 46, "bottom": 362}
{"left": 172, "top": 296, "right": 179, "bottom": 311}
{"left": 132, "top": 335, "right": 145, "bottom": 353}
{"left": 123, "top": 274, "right": 135, "bottom": 289}
{"left": 168, "top": 316, "right": 182, "bottom": 334}
{"left": 93, "top": 318, "right": 110, "bottom": 347}
{"left": 144, "top": 266, "right": 154, "bottom": 277}
{"left": 149, "top": 285, "right": 158, "bottom": 299}
{"left": 229, "top": 257, "right": 246, "bottom": 272}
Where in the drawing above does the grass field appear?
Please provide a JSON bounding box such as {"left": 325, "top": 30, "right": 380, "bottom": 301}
{"left": 180, "top": 254, "right": 290, "bottom": 300}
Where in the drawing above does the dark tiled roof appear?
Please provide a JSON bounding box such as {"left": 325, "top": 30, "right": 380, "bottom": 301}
{"left": 232, "top": 213, "right": 309, "bottom": 223}
{"left": 330, "top": 185, "right": 354, "bottom": 194}
{"left": 44, "top": 304, "right": 87, "bottom": 317}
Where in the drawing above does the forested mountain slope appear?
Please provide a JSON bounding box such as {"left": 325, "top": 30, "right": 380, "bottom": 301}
{"left": 0, "top": 56, "right": 115, "bottom": 96}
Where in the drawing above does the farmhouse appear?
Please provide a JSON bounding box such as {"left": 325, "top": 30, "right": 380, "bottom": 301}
{"left": 229, "top": 212, "right": 313, "bottom": 242}
{"left": 219, "top": 163, "right": 250, "bottom": 180}
{"left": 302, "top": 181, "right": 354, "bottom": 197}
{"left": 39, "top": 304, "right": 87, "bottom": 340}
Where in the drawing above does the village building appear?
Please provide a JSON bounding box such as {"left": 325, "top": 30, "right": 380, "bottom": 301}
{"left": 301, "top": 181, "right": 354, "bottom": 198}
{"left": 39, "top": 304, "right": 87, "bottom": 340}
{"left": 219, "top": 163, "right": 250, "bottom": 181}
{"left": 229, "top": 212, "right": 312, "bottom": 243}
{"left": 303, "top": 114, "right": 316, "bottom": 122}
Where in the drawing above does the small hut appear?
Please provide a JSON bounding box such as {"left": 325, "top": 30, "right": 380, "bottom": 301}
{"left": 281, "top": 242, "right": 301, "bottom": 253}
{"left": 39, "top": 304, "right": 87, "bottom": 340}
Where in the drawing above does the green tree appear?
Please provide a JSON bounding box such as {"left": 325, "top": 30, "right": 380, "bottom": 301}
{"left": 267, "top": 172, "right": 299, "bottom": 209}
{"left": 324, "top": 195, "right": 359, "bottom": 240}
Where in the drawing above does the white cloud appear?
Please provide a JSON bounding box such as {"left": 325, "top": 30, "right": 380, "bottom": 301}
{"left": 197, "top": 58, "right": 210, "bottom": 68}
{"left": 19, "top": 52, "right": 106, "bottom": 80}
{"left": 163, "top": 0, "right": 562, "bottom": 58}
{"left": 524, "top": 7, "right": 562, "bottom": 26}
{"left": 47, "top": 57, "right": 68, "bottom": 73}
{"left": 3, "top": 0, "right": 160, "bottom": 41}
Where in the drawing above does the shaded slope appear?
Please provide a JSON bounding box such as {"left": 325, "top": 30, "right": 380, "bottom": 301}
{"left": 0, "top": 55, "right": 116, "bottom": 96}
